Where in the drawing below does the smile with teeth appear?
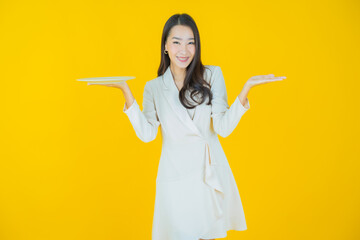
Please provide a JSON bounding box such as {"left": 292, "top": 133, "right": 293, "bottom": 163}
{"left": 177, "top": 56, "right": 189, "bottom": 62}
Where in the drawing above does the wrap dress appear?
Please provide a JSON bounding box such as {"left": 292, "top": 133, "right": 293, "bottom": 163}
{"left": 123, "top": 65, "right": 250, "bottom": 240}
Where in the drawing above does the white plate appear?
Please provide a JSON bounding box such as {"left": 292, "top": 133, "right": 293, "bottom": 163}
{"left": 86, "top": 82, "right": 128, "bottom": 85}
{"left": 77, "top": 76, "right": 136, "bottom": 84}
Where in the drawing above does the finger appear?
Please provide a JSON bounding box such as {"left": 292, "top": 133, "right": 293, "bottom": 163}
{"left": 266, "top": 74, "right": 287, "bottom": 79}
{"left": 258, "top": 77, "right": 284, "bottom": 82}
{"left": 254, "top": 74, "right": 276, "bottom": 79}
{"left": 266, "top": 78, "right": 285, "bottom": 82}
{"left": 251, "top": 75, "right": 286, "bottom": 80}
{"left": 88, "top": 83, "right": 107, "bottom": 86}
{"left": 265, "top": 74, "right": 274, "bottom": 78}
{"left": 257, "top": 77, "right": 284, "bottom": 80}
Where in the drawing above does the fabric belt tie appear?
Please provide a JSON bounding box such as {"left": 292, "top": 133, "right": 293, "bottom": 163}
{"left": 204, "top": 142, "right": 224, "bottom": 218}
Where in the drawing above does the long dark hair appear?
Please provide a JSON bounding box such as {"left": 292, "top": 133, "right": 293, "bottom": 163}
{"left": 157, "top": 13, "right": 213, "bottom": 109}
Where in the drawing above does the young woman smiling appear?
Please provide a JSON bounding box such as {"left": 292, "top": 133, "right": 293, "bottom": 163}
{"left": 91, "top": 13, "right": 286, "bottom": 240}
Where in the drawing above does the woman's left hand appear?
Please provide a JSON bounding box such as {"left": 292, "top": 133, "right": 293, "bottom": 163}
{"left": 245, "top": 74, "right": 286, "bottom": 89}
{"left": 87, "top": 82, "right": 128, "bottom": 90}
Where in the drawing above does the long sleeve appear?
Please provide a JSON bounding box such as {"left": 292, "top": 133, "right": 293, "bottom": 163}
{"left": 210, "top": 66, "right": 250, "bottom": 138}
{"left": 123, "top": 82, "right": 160, "bottom": 142}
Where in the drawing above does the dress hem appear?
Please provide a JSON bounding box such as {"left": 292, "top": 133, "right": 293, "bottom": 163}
{"left": 198, "top": 227, "right": 247, "bottom": 239}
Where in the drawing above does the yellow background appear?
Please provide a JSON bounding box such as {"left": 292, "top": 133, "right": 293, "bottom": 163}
{"left": 0, "top": 0, "right": 359, "bottom": 239}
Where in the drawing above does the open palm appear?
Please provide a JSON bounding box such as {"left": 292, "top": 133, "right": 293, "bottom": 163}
{"left": 88, "top": 81, "right": 128, "bottom": 90}
{"left": 246, "top": 74, "right": 286, "bottom": 88}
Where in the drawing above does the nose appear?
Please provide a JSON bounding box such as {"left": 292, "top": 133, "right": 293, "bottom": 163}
{"left": 179, "top": 43, "right": 188, "bottom": 52}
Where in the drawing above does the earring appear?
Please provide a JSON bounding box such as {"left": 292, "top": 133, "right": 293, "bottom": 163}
{"left": 164, "top": 50, "right": 168, "bottom": 54}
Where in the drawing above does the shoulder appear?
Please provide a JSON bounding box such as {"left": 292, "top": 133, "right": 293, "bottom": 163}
{"left": 203, "top": 64, "right": 222, "bottom": 86}
{"left": 146, "top": 75, "right": 162, "bottom": 85}
{"left": 204, "top": 64, "right": 219, "bottom": 75}
{"left": 142, "top": 75, "right": 162, "bottom": 94}
{"left": 204, "top": 64, "right": 218, "bottom": 71}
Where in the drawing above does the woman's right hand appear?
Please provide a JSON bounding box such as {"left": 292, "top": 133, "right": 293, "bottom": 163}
{"left": 88, "top": 81, "right": 135, "bottom": 110}
{"left": 88, "top": 81, "right": 129, "bottom": 91}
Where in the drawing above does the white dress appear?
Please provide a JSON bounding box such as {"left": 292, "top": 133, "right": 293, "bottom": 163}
{"left": 123, "top": 65, "right": 250, "bottom": 240}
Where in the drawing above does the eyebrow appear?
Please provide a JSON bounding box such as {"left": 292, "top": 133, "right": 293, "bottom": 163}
{"left": 172, "top": 37, "right": 195, "bottom": 40}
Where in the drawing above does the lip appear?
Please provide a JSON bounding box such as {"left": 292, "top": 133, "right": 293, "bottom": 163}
{"left": 177, "top": 56, "right": 189, "bottom": 62}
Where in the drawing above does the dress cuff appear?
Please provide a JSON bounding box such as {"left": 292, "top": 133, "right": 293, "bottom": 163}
{"left": 123, "top": 99, "right": 138, "bottom": 114}
{"left": 235, "top": 96, "right": 250, "bottom": 110}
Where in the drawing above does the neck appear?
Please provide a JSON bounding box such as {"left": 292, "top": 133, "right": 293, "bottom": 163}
{"left": 170, "top": 63, "right": 186, "bottom": 82}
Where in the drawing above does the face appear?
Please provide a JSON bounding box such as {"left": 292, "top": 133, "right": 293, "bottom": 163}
{"left": 165, "top": 25, "right": 196, "bottom": 70}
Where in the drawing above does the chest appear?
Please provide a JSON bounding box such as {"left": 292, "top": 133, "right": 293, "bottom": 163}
{"left": 155, "top": 89, "right": 211, "bottom": 129}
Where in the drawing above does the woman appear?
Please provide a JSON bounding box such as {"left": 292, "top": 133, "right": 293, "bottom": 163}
{"left": 92, "top": 13, "right": 285, "bottom": 240}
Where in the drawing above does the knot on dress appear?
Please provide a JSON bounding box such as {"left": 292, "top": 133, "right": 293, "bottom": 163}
{"left": 204, "top": 142, "right": 225, "bottom": 218}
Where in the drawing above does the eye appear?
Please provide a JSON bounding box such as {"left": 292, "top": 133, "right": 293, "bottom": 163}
{"left": 173, "top": 41, "right": 179, "bottom": 44}
{"left": 189, "top": 42, "right": 195, "bottom": 44}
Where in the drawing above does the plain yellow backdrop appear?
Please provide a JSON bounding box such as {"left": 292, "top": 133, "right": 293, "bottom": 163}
{"left": 0, "top": 0, "right": 359, "bottom": 239}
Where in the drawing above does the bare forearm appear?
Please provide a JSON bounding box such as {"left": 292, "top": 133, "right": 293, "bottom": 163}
{"left": 120, "top": 85, "right": 135, "bottom": 110}
{"left": 237, "top": 83, "right": 251, "bottom": 107}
